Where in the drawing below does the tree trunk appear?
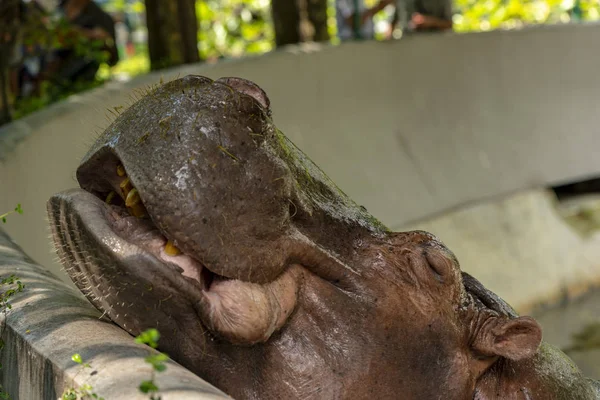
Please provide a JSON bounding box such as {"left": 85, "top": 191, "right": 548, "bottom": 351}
{"left": 0, "top": 0, "right": 21, "bottom": 126}
{"left": 271, "top": 0, "right": 301, "bottom": 47}
{"left": 307, "top": 0, "right": 330, "bottom": 42}
{"left": 271, "top": 0, "right": 329, "bottom": 48}
{"left": 145, "top": 0, "right": 200, "bottom": 71}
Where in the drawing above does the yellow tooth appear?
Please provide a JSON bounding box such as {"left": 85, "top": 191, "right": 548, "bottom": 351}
{"left": 120, "top": 177, "right": 132, "bottom": 197}
{"left": 129, "top": 204, "right": 147, "bottom": 218}
{"left": 105, "top": 191, "right": 116, "bottom": 204}
{"left": 164, "top": 240, "right": 181, "bottom": 256}
{"left": 125, "top": 188, "right": 147, "bottom": 218}
{"left": 116, "top": 164, "right": 126, "bottom": 177}
{"left": 125, "top": 188, "right": 140, "bottom": 207}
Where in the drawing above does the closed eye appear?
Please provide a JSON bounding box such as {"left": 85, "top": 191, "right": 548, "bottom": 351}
{"left": 423, "top": 249, "right": 445, "bottom": 283}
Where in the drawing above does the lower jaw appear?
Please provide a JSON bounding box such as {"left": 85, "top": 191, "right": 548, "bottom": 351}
{"left": 53, "top": 188, "right": 301, "bottom": 346}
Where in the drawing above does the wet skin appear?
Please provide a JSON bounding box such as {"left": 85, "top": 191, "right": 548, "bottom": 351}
{"left": 48, "top": 76, "right": 600, "bottom": 399}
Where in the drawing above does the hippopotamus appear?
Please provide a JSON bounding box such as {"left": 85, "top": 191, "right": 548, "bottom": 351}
{"left": 47, "top": 75, "right": 600, "bottom": 399}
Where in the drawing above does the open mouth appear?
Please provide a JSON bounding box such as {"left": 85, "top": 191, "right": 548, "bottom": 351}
{"left": 50, "top": 157, "right": 223, "bottom": 299}
{"left": 48, "top": 158, "right": 301, "bottom": 346}
{"left": 95, "top": 162, "right": 221, "bottom": 293}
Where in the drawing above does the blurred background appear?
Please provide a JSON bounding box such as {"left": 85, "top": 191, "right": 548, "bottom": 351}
{"left": 1, "top": 0, "right": 599, "bottom": 124}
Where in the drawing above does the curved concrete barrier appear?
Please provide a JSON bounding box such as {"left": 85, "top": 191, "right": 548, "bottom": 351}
{"left": 0, "top": 228, "right": 230, "bottom": 400}
{"left": 1, "top": 22, "right": 600, "bottom": 308}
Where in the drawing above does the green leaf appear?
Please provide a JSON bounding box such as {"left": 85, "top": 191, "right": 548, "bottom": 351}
{"left": 139, "top": 380, "right": 158, "bottom": 393}
{"left": 153, "top": 363, "right": 167, "bottom": 372}
{"left": 135, "top": 328, "right": 160, "bottom": 348}
{"left": 71, "top": 353, "right": 83, "bottom": 364}
{"left": 146, "top": 353, "right": 168, "bottom": 363}
{"left": 61, "top": 389, "right": 77, "bottom": 400}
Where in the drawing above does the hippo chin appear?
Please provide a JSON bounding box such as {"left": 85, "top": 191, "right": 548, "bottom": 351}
{"left": 48, "top": 75, "right": 599, "bottom": 399}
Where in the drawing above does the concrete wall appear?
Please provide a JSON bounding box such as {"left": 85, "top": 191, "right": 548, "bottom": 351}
{"left": 0, "top": 228, "right": 230, "bottom": 400}
{"left": 1, "top": 23, "right": 600, "bottom": 307}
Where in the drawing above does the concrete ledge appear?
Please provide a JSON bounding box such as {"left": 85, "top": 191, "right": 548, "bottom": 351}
{"left": 401, "top": 188, "right": 600, "bottom": 314}
{"left": 0, "top": 228, "right": 230, "bottom": 400}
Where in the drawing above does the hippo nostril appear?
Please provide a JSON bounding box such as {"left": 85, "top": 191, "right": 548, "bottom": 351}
{"left": 215, "top": 77, "right": 271, "bottom": 114}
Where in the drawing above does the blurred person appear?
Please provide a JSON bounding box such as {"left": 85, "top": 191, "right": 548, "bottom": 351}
{"left": 388, "top": 0, "right": 453, "bottom": 37}
{"left": 114, "top": 11, "right": 134, "bottom": 59}
{"left": 336, "top": 0, "right": 394, "bottom": 41}
{"left": 8, "top": 0, "right": 48, "bottom": 100}
{"left": 44, "top": 0, "right": 118, "bottom": 87}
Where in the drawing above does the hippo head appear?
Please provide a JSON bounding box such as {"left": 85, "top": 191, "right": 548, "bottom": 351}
{"left": 48, "top": 76, "right": 599, "bottom": 399}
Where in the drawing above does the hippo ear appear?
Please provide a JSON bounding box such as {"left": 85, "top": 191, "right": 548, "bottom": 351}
{"left": 472, "top": 316, "right": 542, "bottom": 361}
{"left": 216, "top": 77, "right": 271, "bottom": 115}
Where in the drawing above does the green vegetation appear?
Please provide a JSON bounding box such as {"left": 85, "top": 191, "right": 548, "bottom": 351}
{"left": 0, "top": 204, "right": 23, "bottom": 224}
{"left": 0, "top": 206, "right": 167, "bottom": 399}
{"left": 198, "top": 0, "right": 275, "bottom": 60}
{"left": 59, "top": 329, "right": 168, "bottom": 400}
{"left": 0, "top": 275, "right": 25, "bottom": 399}
{"left": 453, "top": 0, "right": 597, "bottom": 32}
{"left": 6, "top": 0, "right": 600, "bottom": 123}
{"left": 61, "top": 354, "right": 105, "bottom": 400}
{"left": 135, "top": 328, "right": 168, "bottom": 399}
{"left": 0, "top": 275, "right": 24, "bottom": 313}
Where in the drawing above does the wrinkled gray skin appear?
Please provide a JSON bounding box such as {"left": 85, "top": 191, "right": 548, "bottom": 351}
{"left": 48, "top": 75, "right": 600, "bottom": 399}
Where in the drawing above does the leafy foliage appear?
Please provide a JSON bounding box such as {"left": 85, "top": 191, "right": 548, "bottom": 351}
{"left": 197, "top": 0, "right": 274, "bottom": 60}
{"left": 61, "top": 353, "right": 105, "bottom": 400}
{"left": 58, "top": 329, "right": 168, "bottom": 400}
{"left": 2, "top": 3, "right": 112, "bottom": 123}
{"left": 84, "top": 0, "right": 600, "bottom": 66}
{"left": 0, "top": 275, "right": 24, "bottom": 312}
{"left": 453, "top": 0, "right": 598, "bottom": 32}
{"left": 0, "top": 274, "right": 25, "bottom": 399}
{"left": 135, "top": 328, "right": 161, "bottom": 349}
{"left": 0, "top": 204, "right": 23, "bottom": 224}
{"left": 135, "top": 328, "right": 168, "bottom": 399}
{"left": 7, "top": 0, "right": 600, "bottom": 124}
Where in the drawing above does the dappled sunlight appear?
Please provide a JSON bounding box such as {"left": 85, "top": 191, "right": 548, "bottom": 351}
{"left": 453, "top": 0, "right": 600, "bottom": 32}
{"left": 98, "top": 52, "right": 150, "bottom": 81}
{"left": 4, "top": 0, "right": 600, "bottom": 125}
{"left": 197, "top": 0, "right": 275, "bottom": 60}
